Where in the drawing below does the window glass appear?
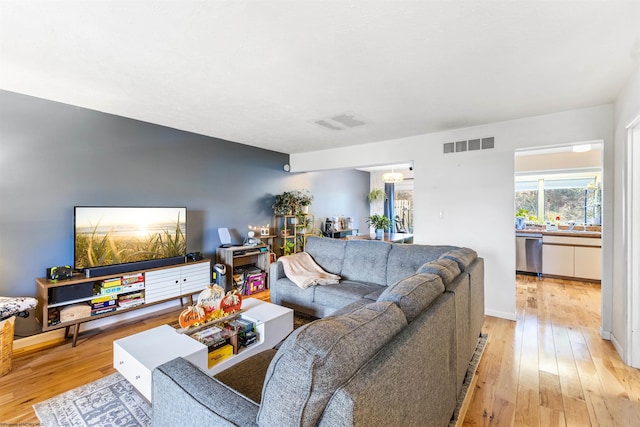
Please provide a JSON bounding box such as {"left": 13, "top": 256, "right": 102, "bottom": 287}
{"left": 515, "top": 182, "right": 538, "bottom": 220}
{"left": 515, "top": 174, "right": 601, "bottom": 225}
{"left": 394, "top": 189, "right": 413, "bottom": 233}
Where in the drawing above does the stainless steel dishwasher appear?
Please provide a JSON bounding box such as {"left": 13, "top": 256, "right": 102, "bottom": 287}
{"left": 516, "top": 232, "right": 543, "bottom": 275}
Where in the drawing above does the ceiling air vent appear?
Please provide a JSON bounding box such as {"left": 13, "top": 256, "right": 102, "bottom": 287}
{"left": 444, "top": 137, "right": 494, "bottom": 154}
{"left": 313, "top": 112, "right": 366, "bottom": 131}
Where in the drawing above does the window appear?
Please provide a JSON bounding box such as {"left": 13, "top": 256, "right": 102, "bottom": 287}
{"left": 515, "top": 173, "right": 601, "bottom": 225}
{"left": 515, "top": 181, "right": 538, "bottom": 219}
{"left": 394, "top": 189, "right": 413, "bottom": 233}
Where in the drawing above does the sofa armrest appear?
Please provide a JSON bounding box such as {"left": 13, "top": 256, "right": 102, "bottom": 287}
{"left": 152, "top": 357, "right": 259, "bottom": 427}
{"left": 269, "top": 261, "right": 286, "bottom": 304}
{"left": 269, "top": 260, "right": 286, "bottom": 281}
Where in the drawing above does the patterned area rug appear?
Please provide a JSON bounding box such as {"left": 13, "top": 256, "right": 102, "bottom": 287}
{"left": 33, "top": 372, "right": 151, "bottom": 427}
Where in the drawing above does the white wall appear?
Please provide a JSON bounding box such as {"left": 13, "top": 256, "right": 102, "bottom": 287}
{"left": 612, "top": 65, "right": 640, "bottom": 360}
{"left": 291, "top": 105, "right": 614, "bottom": 322}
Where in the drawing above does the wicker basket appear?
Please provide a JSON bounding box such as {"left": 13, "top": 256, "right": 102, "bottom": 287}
{"left": 0, "top": 316, "right": 15, "bottom": 377}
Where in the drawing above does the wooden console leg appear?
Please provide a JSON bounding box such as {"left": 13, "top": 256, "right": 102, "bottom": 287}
{"left": 71, "top": 324, "right": 80, "bottom": 347}
{"left": 64, "top": 325, "right": 71, "bottom": 339}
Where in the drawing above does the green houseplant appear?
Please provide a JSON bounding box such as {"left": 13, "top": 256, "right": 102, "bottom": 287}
{"left": 273, "top": 189, "right": 314, "bottom": 215}
{"left": 272, "top": 191, "right": 297, "bottom": 215}
{"left": 368, "top": 188, "right": 387, "bottom": 204}
{"left": 293, "top": 189, "right": 313, "bottom": 214}
{"left": 366, "top": 214, "right": 391, "bottom": 240}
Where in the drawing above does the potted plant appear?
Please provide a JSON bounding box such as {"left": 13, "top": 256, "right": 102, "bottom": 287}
{"left": 368, "top": 188, "right": 387, "bottom": 204}
{"left": 293, "top": 189, "right": 313, "bottom": 214}
{"left": 272, "top": 191, "right": 297, "bottom": 215}
{"left": 296, "top": 211, "right": 313, "bottom": 234}
{"left": 515, "top": 208, "right": 528, "bottom": 230}
{"left": 366, "top": 214, "right": 391, "bottom": 240}
{"left": 281, "top": 239, "right": 296, "bottom": 256}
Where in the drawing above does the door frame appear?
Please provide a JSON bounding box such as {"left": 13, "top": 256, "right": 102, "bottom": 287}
{"left": 626, "top": 116, "right": 640, "bottom": 367}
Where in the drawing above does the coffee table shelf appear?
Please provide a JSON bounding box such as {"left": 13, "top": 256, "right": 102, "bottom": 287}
{"left": 113, "top": 298, "right": 293, "bottom": 401}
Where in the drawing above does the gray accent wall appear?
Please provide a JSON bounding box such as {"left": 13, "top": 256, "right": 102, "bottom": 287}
{"left": 0, "top": 90, "right": 370, "bottom": 303}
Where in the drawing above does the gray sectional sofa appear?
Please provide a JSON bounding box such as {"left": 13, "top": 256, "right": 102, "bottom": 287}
{"left": 152, "top": 236, "right": 484, "bottom": 426}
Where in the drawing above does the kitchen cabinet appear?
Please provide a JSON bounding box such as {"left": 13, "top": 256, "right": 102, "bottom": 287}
{"left": 542, "top": 235, "right": 601, "bottom": 281}
{"left": 574, "top": 246, "right": 602, "bottom": 281}
{"left": 542, "top": 244, "right": 574, "bottom": 277}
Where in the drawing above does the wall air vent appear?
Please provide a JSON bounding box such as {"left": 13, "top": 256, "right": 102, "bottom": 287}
{"left": 444, "top": 137, "right": 495, "bottom": 154}
{"left": 313, "top": 112, "right": 366, "bottom": 131}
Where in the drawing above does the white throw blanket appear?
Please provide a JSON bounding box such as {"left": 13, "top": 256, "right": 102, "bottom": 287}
{"left": 279, "top": 252, "right": 341, "bottom": 289}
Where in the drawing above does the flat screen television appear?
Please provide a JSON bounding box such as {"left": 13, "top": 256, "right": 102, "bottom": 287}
{"left": 74, "top": 206, "right": 187, "bottom": 275}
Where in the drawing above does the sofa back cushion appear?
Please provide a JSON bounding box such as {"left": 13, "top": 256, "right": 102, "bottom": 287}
{"left": 439, "top": 247, "right": 478, "bottom": 271}
{"left": 340, "top": 240, "right": 392, "bottom": 286}
{"left": 378, "top": 273, "right": 445, "bottom": 322}
{"left": 257, "top": 301, "right": 407, "bottom": 427}
{"left": 386, "top": 244, "right": 458, "bottom": 285}
{"left": 304, "top": 236, "right": 347, "bottom": 275}
{"left": 417, "top": 258, "right": 461, "bottom": 285}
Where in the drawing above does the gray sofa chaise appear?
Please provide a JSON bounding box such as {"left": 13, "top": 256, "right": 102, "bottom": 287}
{"left": 152, "top": 236, "right": 484, "bottom": 426}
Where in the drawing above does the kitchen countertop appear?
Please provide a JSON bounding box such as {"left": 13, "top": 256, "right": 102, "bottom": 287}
{"left": 516, "top": 228, "right": 602, "bottom": 238}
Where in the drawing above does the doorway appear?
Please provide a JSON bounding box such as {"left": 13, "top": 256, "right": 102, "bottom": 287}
{"left": 514, "top": 142, "right": 603, "bottom": 313}
{"left": 360, "top": 163, "right": 414, "bottom": 234}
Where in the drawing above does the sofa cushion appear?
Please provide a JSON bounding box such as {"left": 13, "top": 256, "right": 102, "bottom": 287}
{"left": 377, "top": 273, "right": 444, "bottom": 322}
{"left": 304, "top": 236, "right": 347, "bottom": 275}
{"left": 416, "top": 258, "right": 461, "bottom": 285}
{"left": 439, "top": 247, "right": 478, "bottom": 271}
{"left": 386, "top": 244, "right": 457, "bottom": 285}
{"left": 313, "top": 281, "right": 383, "bottom": 308}
{"left": 340, "top": 240, "right": 392, "bottom": 286}
{"left": 257, "top": 301, "right": 407, "bottom": 427}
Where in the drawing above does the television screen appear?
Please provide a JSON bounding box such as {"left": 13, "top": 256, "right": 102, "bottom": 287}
{"left": 74, "top": 206, "right": 187, "bottom": 270}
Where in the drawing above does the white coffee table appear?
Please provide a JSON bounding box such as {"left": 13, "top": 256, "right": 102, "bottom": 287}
{"left": 113, "top": 298, "right": 294, "bottom": 401}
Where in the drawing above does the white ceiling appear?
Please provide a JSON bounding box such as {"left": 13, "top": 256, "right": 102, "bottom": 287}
{"left": 1, "top": 1, "right": 639, "bottom": 155}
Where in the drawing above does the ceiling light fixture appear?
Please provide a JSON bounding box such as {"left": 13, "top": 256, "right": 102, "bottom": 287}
{"left": 572, "top": 144, "right": 592, "bottom": 153}
{"left": 382, "top": 172, "right": 403, "bottom": 183}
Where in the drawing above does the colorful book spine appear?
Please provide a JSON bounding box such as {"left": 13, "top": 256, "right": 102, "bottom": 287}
{"left": 101, "top": 277, "right": 122, "bottom": 288}
{"left": 91, "top": 306, "right": 117, "bottom": 316}
{"left": 94, "top": 285, "right": 123, "bottom": 295}
{"left": 121, "top": 274, "right": 144, "bottom": 285}
{"left": 90, "top": 294, "right": 117, "bottom": 304}
{"left": 91, "top": 299, "right": 117, "bottom": 310}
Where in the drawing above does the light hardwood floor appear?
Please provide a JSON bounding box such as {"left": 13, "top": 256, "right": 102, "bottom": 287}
{"left": 1, "top": 278, "right": 639, "bottom": 425}
{"left": 464, "top": 275, "right": 640, "bottom": 426}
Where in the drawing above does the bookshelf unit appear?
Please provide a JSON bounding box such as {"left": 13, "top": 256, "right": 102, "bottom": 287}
{"left": 273, "top": 213, "right": 314, "bottom": 257}
{"left": 35, "top": 259, "right": 211, "bottom": 347}
{"left": 216, "top": 245, "right": 270, "bottom": 294}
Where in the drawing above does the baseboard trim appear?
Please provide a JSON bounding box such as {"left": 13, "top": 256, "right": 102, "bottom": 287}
{"left": 485, "top": 309, "right": 516, "bottom": 321}
{"left": 609, "top": 331, "right": 624, "bottom": 361}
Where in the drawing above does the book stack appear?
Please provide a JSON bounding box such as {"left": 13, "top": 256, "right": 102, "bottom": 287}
{"left": 229, "top": 317, "right": 257, "bottom": 347}
{"left": 118, "top": 290, "right": 145, "bottom": 309}
{"left": 232, "top": 266, "right": 263, "bottom": 295}
{"left": 93, "top": 277, "right": 123, "bottom": 296}
{"left": 90, "top": 274, "right": 146, "bottom": 313}
{"left": 190, "top": 324, "right": 239, "bottom": 368}
{"left": 91, "top": 294, "right": 117, "bottom": 316}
